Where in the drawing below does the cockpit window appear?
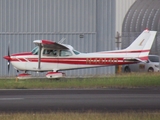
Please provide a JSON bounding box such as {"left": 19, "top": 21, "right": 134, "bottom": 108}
{"left": 60, "top": 50, "right": 72, "bottom": 56}
{"left": 31, "top": 46, "right": 39, "bottom": 55}
{"left": 43, "top": 49, "right": 58, "bottom": 56}
{"left": 73, "top": 50, "right": 80, "bottom": 55}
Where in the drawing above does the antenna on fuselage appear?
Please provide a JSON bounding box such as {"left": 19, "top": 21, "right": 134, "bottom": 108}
{"left": 58, "top": 37, "right": 66, "bottom": 44}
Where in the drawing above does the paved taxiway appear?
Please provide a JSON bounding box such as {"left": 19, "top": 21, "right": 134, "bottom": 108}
{"left": 0, "top": 88, "right": 160, "bottom": 112}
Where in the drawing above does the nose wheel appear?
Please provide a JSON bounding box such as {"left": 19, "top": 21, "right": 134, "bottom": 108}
{"left": 16, "top": 70, "right": 31, "bottom": 81}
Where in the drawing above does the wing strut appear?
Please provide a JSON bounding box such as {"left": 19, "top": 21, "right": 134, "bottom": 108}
{"left": 58, "top": 38, "right": 66, "bottom": 44}
{"left": 38, "top": 44, "right": 42, "bottom": 69}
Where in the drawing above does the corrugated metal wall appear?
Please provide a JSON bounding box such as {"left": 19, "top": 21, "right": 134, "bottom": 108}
{"left": 0, "top": 0, "right": 115, "bottom": 77}
{"left": 95, "top": 0, "right": 115, "bottom": 75}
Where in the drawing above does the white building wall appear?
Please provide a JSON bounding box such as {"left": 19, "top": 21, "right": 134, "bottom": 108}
{"left": 115, "top": 0, "right": 136, "bottom": 49}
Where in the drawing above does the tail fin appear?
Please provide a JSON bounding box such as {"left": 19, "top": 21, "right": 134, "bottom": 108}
{"left": 125, "top": 29, "right": 157, "bottom": 51}
{"left": 124, "top": 29, "right": 157, "bottom": 61}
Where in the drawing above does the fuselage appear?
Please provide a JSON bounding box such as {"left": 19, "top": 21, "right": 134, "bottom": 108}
{"left": 4, "top": 48, "right": 143, "bottom": 72}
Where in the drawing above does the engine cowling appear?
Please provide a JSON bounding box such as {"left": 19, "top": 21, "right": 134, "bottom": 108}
{"left": 46, "top": 72, "right": 65, "bottom": 78}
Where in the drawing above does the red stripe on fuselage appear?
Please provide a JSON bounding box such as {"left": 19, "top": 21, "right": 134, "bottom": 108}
{"left": 11, "top": 52, "right": 33, "bottom": 56}
{"left": 9, "top": 57, "right": 139, "bottom": 65}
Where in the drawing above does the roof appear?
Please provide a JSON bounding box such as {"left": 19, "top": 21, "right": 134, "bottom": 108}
{"left": 122, "top": 0, "right": 160, "bottom": 32}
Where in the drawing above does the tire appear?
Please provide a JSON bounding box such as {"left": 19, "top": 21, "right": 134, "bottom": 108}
{"left": 124, "top": 66, "right": 131, "bottom": 73}
{"left": 148, "top": 67, "right": 154, "bottom": 72}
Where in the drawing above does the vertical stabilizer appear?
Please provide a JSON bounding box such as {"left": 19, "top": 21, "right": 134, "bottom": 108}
{"left": 124, "top": 29, "right": 157, "bottom": 59}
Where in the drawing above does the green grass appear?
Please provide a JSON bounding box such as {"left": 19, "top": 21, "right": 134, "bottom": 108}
{"left": 0, "top": 111, "right": 160, "bottom": 120}
{"left": 0, "top": 73, "right": 160, "bottom": 89}
{"left": 0, "top": 74, "right": 160, "bottom": 119}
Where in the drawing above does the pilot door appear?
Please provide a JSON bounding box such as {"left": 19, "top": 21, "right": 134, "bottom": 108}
{"left": 40, "top": 49, "right": 58, "bottom": 71}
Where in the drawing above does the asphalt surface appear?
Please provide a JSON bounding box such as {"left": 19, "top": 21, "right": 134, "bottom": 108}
{"left": 0, "top": 88, "right": 160, "bottom": 112}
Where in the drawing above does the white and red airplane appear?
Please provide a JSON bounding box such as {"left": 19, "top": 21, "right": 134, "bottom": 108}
{"left": 3, "top": 29, "right": 157, "bottom": 79}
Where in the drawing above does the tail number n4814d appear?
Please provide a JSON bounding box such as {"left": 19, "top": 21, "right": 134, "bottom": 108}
{"left": 86, "top": 58, "right": 118, "bottom": 64}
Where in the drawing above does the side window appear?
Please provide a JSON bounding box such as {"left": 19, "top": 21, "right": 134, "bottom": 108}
{"left": 60, "top": 50, "right": 72, "bottom": 56}
{"left": 43, "top": 49, "right": 58, "bottom": 56}
{"left": 53, "top": 50, "right": 58, "bottom": 56}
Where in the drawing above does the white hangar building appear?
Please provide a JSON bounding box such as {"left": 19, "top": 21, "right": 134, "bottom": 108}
{"left": 0, "top": 0, "right": 135, "bottom": 77}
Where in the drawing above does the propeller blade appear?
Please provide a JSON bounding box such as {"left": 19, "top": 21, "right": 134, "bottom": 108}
{"left": 7, "top": 42, "right": 10, "bottom": 74}
{"left": 8, "top": 61, "right": 10, "bottom": 74}
{"left": 8, "top": 44, "right": 10, "bottom": 56}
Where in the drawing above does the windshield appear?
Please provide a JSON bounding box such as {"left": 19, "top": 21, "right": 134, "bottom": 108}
{"left": 31, "top": 46, "right": 39, "bottom": 55}
{"left": 73, "top": 50, "right": 80, "bottom": 55}
{"left": 149, "top": 56, "right": 159, "bottom": 62}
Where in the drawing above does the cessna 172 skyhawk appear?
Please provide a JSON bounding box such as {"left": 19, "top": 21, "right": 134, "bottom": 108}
{"left": 3, "top": 29, "right": 157, "bottom": 79}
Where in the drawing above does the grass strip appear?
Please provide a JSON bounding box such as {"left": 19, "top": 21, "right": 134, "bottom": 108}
{"left": 0, "top": 73, "right": 160, "bottom": 89}
{"left": 0, "top": 111, "right": 160, "bottom": 120}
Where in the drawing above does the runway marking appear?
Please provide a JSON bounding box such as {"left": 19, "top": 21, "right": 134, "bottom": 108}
{"left": 0, "top": 98, "right": 24, "bottom": 101}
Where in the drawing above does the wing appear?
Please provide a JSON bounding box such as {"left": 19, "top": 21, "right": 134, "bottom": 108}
{"left": 33, "top": 40, "right": 69, "bottom": 49}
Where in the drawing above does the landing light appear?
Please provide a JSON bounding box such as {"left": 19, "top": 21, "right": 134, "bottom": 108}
{"left": 145, "top": 28, "right": 149, "bottom": 32}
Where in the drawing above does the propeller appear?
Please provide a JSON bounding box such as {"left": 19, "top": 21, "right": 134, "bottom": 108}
{"left": 7, "top": 44, "right": 10, "bottom": 74}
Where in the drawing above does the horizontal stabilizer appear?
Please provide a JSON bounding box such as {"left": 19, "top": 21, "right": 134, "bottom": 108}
{"left": 123, "top": 58, "right": 147, "bottom": 62}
